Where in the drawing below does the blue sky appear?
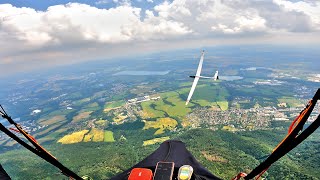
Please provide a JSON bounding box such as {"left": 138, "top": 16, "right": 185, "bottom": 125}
{"left": 0, "top": 0, "right": 164, "bottom": 10}
{"left": 0, "top": 0, "right": 319, "bottom": 76}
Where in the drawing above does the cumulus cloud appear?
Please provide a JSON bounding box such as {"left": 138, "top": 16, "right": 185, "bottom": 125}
{"left": 0, "top": 0, "right": 319, "bottom": 76}
{"left": 273, "top": 0, "right": 320, "bottom": 30}
{"left": 0, "top": 3, "right": 191, "bottom": 45}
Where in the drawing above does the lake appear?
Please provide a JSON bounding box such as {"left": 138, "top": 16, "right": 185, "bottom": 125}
{"left": 219, "top": 76, "right": 243, "bottom": 81}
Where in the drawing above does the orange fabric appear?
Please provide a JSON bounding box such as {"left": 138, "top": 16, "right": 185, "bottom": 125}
{"left": 232, "top": 172, "right": 247, "bottom": 180}
{"left": 273, "top": 100, "right": 313, "bottom": 152}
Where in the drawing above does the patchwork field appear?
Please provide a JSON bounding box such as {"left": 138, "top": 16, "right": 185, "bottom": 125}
{"left": 278, "top": 97, "right": 304, "bottom": 108}
{"left": 95, "top": 120, "right": 107, "bottom": 127}
{"left": 143, "top": 117, "right": 178, "bottom": 135}
{"left": 72, "top": 111, "right": 92, "bottom": 123}
{"left": 58, "top": 130, "right": 89, "bottom": 144}
{"left": 38, "top": 115, "right": 66, "bottom": 126}
{"left": 140, "top": 90, "right": 192, "bottom": 119}
{"left": 140, "top": 84, "right": 229, "bottom": 122}
{"left": 104, "top": 100, "right": 125, "bottom": 112}
{"left": 83, "top": 128, "right": 104, "bottom": 142}
{"left": 38, "top": 128, "right": 69, "bottom": 143}
{"left": 35, "top": 123, "right": 64, "bottom": 137}
{"left": 58, "top": 129, "right": 115, "bottom": 144}
{"left": 140, "top": 101, "right": 165, "bottom": 118}
{"left": 84, "top": 102, "right": 100, "bottom": 111}
{"left": 73, "top": 98, "right": 91, "bottom": 106}
{"left": 112, "top": 113, "right": 128, "bottom": 124}
{"left": 143, "top": 136, "right": 170, "bottom": 146}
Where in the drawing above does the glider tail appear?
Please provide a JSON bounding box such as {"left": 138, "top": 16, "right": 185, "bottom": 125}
{"left": 213, "top": 70, "right": 219, "bottom": 81}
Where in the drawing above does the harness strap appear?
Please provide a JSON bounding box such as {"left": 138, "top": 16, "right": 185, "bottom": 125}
{"left": 233, "top": 88, "right": 320, "bottom": 180}
{"left": 0, "top": 106, "right": 83, "bottom": 180}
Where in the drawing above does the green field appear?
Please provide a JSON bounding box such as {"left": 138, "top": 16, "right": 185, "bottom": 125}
{"left": 140, "top": 84, "right": 229, "bottom": 119}
{"left": 194, "top": 84, "right": 228, "bottom": 100}
{"left": 143, "top": 117, "right": 178, "bottom": 135}
{"left": 104, "top": 131, "right": 115, "bottom": 142}
{"left": 217, "top": 101, "right": 228, "bottom": 111}
{"left": 192, "top": 99, "right": 215, "bottom": 107}
{"left": 278, "top": 97, "right": 303, "bottom": 108}
{"left": 104, "top": 100, "right": 125, "bottom": 110}
{"left": 73, "top": 98, "right": 91, "bottom": 106}
{"left": 140, "top": 101, "right": 166, "bottom": 118}
{"left": 83, "top": 102, "right": 100, "bottom": 111}
{"left": 140, "top": 90, "right": 192, "bottom": 119}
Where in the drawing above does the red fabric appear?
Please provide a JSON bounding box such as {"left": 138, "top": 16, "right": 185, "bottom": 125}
{"left": 128, "top": 168, "right": 153, "bottom": 180}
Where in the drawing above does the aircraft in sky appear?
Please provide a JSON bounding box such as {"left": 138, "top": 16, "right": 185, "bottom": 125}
{"left": 185, "top": 50, "right": 219, "bottom": 105}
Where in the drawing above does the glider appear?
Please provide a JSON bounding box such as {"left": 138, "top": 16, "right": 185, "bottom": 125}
{"left": 185, "top": 50, "right": 219, "bottom": 105}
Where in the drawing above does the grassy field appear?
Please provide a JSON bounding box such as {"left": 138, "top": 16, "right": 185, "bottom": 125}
{"left": 83, "top": 130, "right": 94, "bottom": 142}
{"left": 143, "top": 136, "right": 170, "bottom": 146}
{"left": 164, "top": 94, "right": 192, "bottom": 117}
{"left": 38, "top": 115, "right": 66, "bottom": 126}
{"left": 38, "top": 128, "right": 69, "bottom": 144}
{"left": 140, "top": 90, "right": 192, "bottom": 119}
{"left": 143, "top": 117, "right": 178, "bottom": 135}
{"left": 191, "top": 84, "right": 229, "bottom": 102}
{"left": 34, "top": 123, "right": 65, "bottom": 137}
{"left": 179, "top": 83, "right": 230, "bottom": 111}
{"left": 217, "top": 101, "right": 228, "bottom": 111}
{"left": 192, "top": 99, "right": 215, "bottom": 107}
{"left": 73, "top": 98, "right": 91, "bottom": 106}
{"left": 104, "top": 131, "right": 115, "bottom": 142}
{"left": 104, "top": 100, "right": 125, "bottom": 112}
{"left": 140, "top": 84, "right": 228, "bottom": 121}
{"left": 92, "top": 129, "right": 104, "bottom": 142}
{"left": 84, "top": 102, "right": 100, "bottom": 111}
{"left": 112, "top": 112, "right": 128, "bottom": 124}
{"left": 58, "top": 130, "right": 89, "bottom": 144}
{"left": 95, "top": 120, "right": 107, "bottom": 127}
{"left": 83, "top": 128, "right": 104, "bottom": 142}
{"left": 140, "top": 101, "right": 166, "bottom": 118}
{"left": 222, "top": 125, "right": 237, "bottom": 132}
{"left": 278, "top": 97, "right": 304, "bottom": 108}
{"left": 57, "top": 129, "right": 113, "bottom": 144}
{"left": 46, "top": 109, "right": 74, "bottom": 117}
{"left": 72, "top": 111, "right": 92, "bottom": 123}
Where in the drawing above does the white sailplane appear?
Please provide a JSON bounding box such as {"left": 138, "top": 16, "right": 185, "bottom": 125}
{"left": 185, "top": 50, "right": 219, "bottom": 105}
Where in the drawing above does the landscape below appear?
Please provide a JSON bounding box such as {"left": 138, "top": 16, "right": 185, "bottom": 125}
{"left": 0, "top": 46, "right": 319, "bottom": 179}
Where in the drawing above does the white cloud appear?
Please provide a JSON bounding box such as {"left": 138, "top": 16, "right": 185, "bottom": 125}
{"left": 0, "top": 0, "right": 319, "bottom": 76}
{"left": 0, "top": 3, "right": 191, "bottom": 46}
{"left": 273, "top": 0, "right": 320, "bottom": 30}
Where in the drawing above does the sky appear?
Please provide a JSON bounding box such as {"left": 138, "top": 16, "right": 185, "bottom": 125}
{"left": 0, "top": 0, "right": 319, "bottom": 77}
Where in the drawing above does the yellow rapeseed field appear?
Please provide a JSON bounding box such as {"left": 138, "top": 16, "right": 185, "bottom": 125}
{"left": 58, "top": 130, "right": 89, "bottom": 144}
{"left": 143, "top": 136, "right": 170, "bottom": 146}
{"left": 143, "top": 117, "right": 177, "bottom": 135}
